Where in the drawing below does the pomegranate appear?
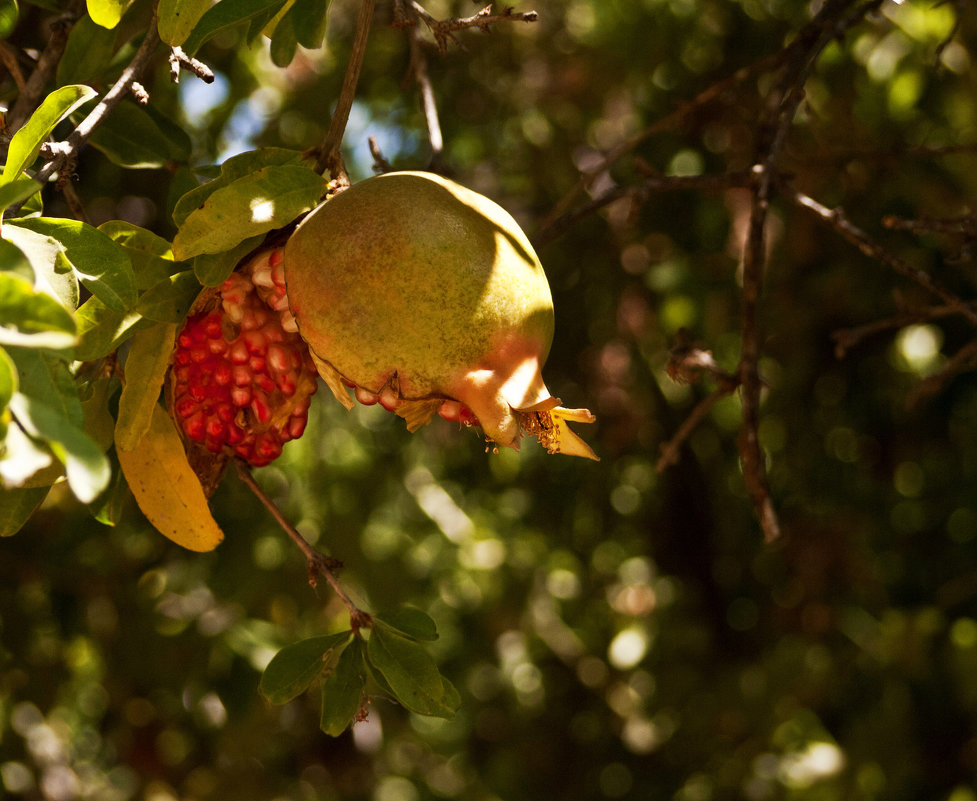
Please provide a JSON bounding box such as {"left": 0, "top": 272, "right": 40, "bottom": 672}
{"left": 281, "top": 171, "right": 597, "bottom": 460}
{"left": 170, "top": 248, "right": 319, "bottom": 467}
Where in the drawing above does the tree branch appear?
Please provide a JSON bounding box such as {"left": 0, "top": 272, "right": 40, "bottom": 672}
{"left": 234, "top": 461, "right": 372, "bottom": 631}
{"left": 405, "top": 2, "right": 538, "bottom": 54}
{"left": 313, "top": 0, "right": 376, "bottom": 178}
{"left": 34, "top": 19, "right": 162, "bottom": 186}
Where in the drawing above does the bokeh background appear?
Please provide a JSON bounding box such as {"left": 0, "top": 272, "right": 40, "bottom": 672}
{"left": 4, "top": 0, "right": 977, "bottom": 799}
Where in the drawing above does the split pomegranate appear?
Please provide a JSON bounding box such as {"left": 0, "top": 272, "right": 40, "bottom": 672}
{"left": 170, "top": 249, "right": 318, "bottom": 467}
{"left": 281, "top": 171, "right": 597, "bottom": 459}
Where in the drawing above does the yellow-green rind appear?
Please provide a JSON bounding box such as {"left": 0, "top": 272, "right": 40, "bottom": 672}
{"left": 283, "top": 172, "right": 555, "bottom": 444}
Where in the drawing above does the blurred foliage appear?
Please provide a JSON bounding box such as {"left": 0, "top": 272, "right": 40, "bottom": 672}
{"left": 3, "top": 0, "right": 977, "bottom": 800}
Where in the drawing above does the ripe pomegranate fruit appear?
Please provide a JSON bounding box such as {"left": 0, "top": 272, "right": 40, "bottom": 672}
{"left": 281, "top": 171, "right": 597, "bottom": 459}
{"left": 170, "top": 248, "right": 319, "bottom": 467}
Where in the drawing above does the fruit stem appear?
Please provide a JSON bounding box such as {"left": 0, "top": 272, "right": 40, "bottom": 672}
{"left": 233, "top": 460, "right": 372, "bottom": 629}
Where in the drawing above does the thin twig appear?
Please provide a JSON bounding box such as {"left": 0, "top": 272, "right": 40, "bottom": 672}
{"left": 536, "top": 50, "right": 787, "bottom": 239}
{"left": 657, "top": 387, "right": 734, "bottom": 472}
{"left": 907, "top": 339, "right": 977, "bottom": 409}
{"left": 0, "top": 42, "right": 27, "bottom": 93}
{"left": 405, "top": 5, "right": 445, "bottom": 170}
{"left": 168, "top": 46, "right": 215, "bottom": 84}
{"left": 34, "top": 16, "right": 162, "bottom": 186}
{"left": 788, "top": 189, "right": 977, "bottom": 329}
{"left": 406, "top": 2, "right": 538, "bottom": 54}
{"left": 234, "top": 460, "right": 372, "bottom": 631}
{"left": 314, "top": 0, "right": 376, "bottom": 178}
{"left": 368, "top": 136, "right": 392, "bottom": 172}
{"left": 534, "top": 171, "right": 752, "bottom": 247}
{"left": 832, "top": 304, "right": 972, "bottom": 358}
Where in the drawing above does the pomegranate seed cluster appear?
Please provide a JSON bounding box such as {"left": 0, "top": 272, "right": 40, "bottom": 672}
{"left": 171, "top": 249, "right": 318, "bottom": 467}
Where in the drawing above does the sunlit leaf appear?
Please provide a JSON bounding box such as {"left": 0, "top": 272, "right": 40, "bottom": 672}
{"left": 0, "top": 177, "right": 43, "bottom": 215}
{"left": 182, "top": 0, "right": 289, "bottom": 54}
{"left": 260, "top": 631, "right": 354, "bottom": 705}
{"left": 158, "top": 0, "right": 211, "bottom": 45}
{"left": 115, "top": 401, "right": 224, "bottom": 551}
{"left": 115, "top": 322, "right": 178, "bottom": 451}
{"left": 9, "top": 392, "right": 110, "bottom": 504}
{"left": 0, "top": 485, "right": 50, "bottom": 536}
{"left": 135, "top": 270, "right": 200, "bottom": 322}
{"left": 73, "top": 296, "right": 147, "bottom": 361}
{"left": 2, "top": 221, "right": 79, "bottom": 310}
{"left": 8, "top": 217, "right": 136, "bottom": 312}
{"left": 0, "top": 418, "right": 56, "bottom": 487}
{"left": 2, "top": 84, "right": 97, "bottom": 184}
{"left": 0, "top": 272, "right": 77, "bottom": 350}
{"left": 172, "top": 165, "right": 325, "bottom": 260}
{"left": 87, "top": 0, "right": 132, "bottom": 27}
{"left": 79, "top": 375, "right": 117, "bottom": 452}
{"left": 99, "top": 220, "right": 180, "bottom": 290}
{"left": 172, "top": 148, "right": 305, "bottom": 227}
{"left": 320, "top": 638, "right": 366, "bottom": 736}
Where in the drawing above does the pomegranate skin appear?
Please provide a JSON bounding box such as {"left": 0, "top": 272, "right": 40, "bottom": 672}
{"left": 283, "top": 171, "right": 595, "bottom": 456}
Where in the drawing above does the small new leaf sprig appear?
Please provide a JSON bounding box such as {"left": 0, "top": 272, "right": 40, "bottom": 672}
{"left": 259, "top": 608, "right": 460, "bottom": 736}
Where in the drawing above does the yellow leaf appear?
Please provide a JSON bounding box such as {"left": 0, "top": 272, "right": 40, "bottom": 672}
{"left": 116, "top": 402, "right": 224, "bottom": 551}
{"left": 516, "top": 407, "right": 599, "bottom": 461}
{"left": 116, "top": 322, "right": 178, "bottom": 452}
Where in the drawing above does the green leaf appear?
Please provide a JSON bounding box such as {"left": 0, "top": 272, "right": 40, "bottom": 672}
{"left": 290, "top": 0, "right": 327, "bottom": 50}
{"left": 8, "top": 347, "right": 83, "bottom": 429}
{"left": 193, "top": 234, "right": 264, "bottom": 287}
{"left": 366, "top": 625, "right": 456, "bottom": 717}
{"left": 87, "top": 0, "right": 132, "bottom": 27}
{"left": 135, "top": 270, "right": 200, "bottom": 322}
{"left": 0, "top": 0, "right": 20, "bottom": 39}
{"left": 259, "top": 631, "right": 354, "bottom": 705}
{"left": 99, "top": 220, "right": 181, "bottom": 290}
{"left": 8, "top": 217, "right": 137, "bottom": 312}
{"left": 86, "top": 100, "right": 192, "bottom": 169}
{"left": 182, "top": 0, "right": 288, "bottom": 54}
{"left": 158, "top": 0, "right": 211, "bottom": 45}
{"left": 374, "top": 608, "right": 439, "bottom": 642}
{"left": 172, "top": 165, "right": 325, "bottom": 260}
{"left": 0, "top": 273, "right": 77, "bottom": 350}
{"left": 0, "top": 345, "right": 16, "bottom": 440}
{"left": 90, "top": 454, "right": 127, "bottom": 526}
{"left": 79, "top": 375, "right": 117, "bottom": 452}
{"left": 0, "top": 237, "right": 33, "bottom": 281}
{"left": 2, "top": 223, "right": 79, "bottom": 310}
{"left": 115, "top": 322, "right": 178, "bottom": 451}
{"left": 9, "top": 392, "right": 111, "bottom": 503}
{"left": 0, "top": 485, "right": 50, "bottom": 536}
{"left": 320, "top": 638, "right": 366, "bottom": 737}
{"left": 172, "top": 147, "right": 305, "bottom": 227}
{"left": 74, "top": 296, "right": 148, "bottom": 361}
{"left": 0, "top": 176, "right": 43, "bottom": 215}
{"left": 57, "top": 14, "right": 116, "bottom": 85}
{"left": 269, "top": 7, "right": 297, "bottom": 67}
{"left": 2, "top": 84, "right": 98, "bottom": 184}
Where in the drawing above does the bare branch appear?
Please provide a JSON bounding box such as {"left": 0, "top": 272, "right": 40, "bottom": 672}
{"left": 234, "top": 461, "right": 372, "bottom": 631}
{"left": 368, "top": 135, "right": 392, "bottom": 173}
{"left": 405, "top": 9, "right": 445, "bottom": 170}
{"left": 314, "top": 0, "right": 376, "bottom": 178}
{"left": 907, "top": 339, "right": 977, "bottom": 409}
{"left": 534, "top": 171, "right": 752, "bottom": 247}
{"left": 832, "top": 304, "right": 971, "bottom": 358}
{"left": 788, "top": 189, "right": 977, "bottom": 329}
{"left": 168, "top": 46, "right": 215, "bottom": 84}
{"left": 406, "top": 2, "right": 538, "bottom": 54}
{"left": 34, "top": 15, "right": 162, "bottom": 186}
